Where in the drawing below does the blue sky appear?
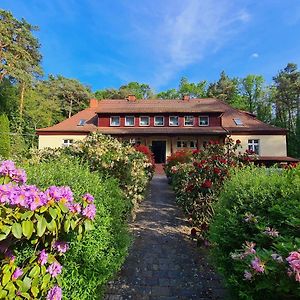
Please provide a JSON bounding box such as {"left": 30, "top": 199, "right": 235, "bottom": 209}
{"left": 2, "top": 0, "right": 300, "bottom": 92}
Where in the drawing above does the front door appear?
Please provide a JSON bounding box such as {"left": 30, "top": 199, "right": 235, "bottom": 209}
{"left": 151, "top": 141, "right": 166, "bottom": 163}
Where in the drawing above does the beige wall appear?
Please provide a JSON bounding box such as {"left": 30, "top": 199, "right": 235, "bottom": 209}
{"left": 38, "top": 135, "right": 87, "bottom": 149}
{"left": 231, "top": 135, "right": 287, "bottom": 156}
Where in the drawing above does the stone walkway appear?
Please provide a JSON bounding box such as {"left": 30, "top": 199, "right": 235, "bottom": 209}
{"left": 104, "top": 175, "right": 228, "bottom": 300}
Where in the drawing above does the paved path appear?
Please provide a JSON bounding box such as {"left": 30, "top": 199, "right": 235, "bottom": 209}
{"left": 105, "top": 175, "right": 228, "bottom": 300}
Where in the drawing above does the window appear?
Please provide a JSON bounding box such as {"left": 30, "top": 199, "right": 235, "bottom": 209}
{"left": 139, "top": 116, "right": 150, "bottom": 126}
{"left": 77, "top": 119, "right": 86, "bottom": 126}
{"left": 125, "top": 116, "right": 135, "bottom": 126}
{"left": 154, "top": 116, "right": 164, "bottom": 126}
{"left": 110, "top": 116, "right": 120, "bottom": 126}
{"left": 234, "top": 118, "right": 243, "bottom": 125}
{"left": 62, "top": 139, "right": 73, "bottom": 147}
{"left": 248, "top": 139, "right": 259, "bottom": 154}
{"left": 189, "top": 140, "right": 197, "bottom": 148}
{"left": 199, "top": 116, "right": 209, "bottom": 126}
{"left": 176, "top": 140, "right": 197, "bottom": 148}
{"left": 184, "top": 116, "right": 194, "bottom": 126}
{"left": 169, "top": 116, "right": 179, "bottom": 126}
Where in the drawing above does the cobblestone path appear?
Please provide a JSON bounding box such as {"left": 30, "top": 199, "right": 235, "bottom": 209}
{"left": 105, "top": 175, "right": 228, "bottom": 300}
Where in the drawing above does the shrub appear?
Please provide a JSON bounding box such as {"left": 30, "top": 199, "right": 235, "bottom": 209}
{"left": 0, "top": 160, "right": 95, "bottom": 299}
{"left": 164, "top": 149, "right": 193, "bottom": 177}
{"left": 0, "top": 114, "right": 11, "bottom": 158}
{"left": 24, "top": 158, "right": 131, "bottom": 299}
{"left": 209, "top": 165, "right": 300, "bottom": 300}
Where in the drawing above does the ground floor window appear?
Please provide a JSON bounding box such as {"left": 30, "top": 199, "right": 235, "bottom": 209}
{"left": 176, "top": 140, "right": 197, "bottom": 148}
{"left": 248, "top": 139, "right": 259, "bottom": 154}
{"left": 62, "top": 139, "right": 74, "bottom": 147}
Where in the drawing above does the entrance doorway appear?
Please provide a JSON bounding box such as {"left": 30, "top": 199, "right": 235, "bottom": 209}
{"left": 151, "top": 141, "right": 166, "bottom": 163}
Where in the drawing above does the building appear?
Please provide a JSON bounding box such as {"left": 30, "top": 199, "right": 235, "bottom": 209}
{"left": 37, "top": 95, "right": 295, "bottom": 164}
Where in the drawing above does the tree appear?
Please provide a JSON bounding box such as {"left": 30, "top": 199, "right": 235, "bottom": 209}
{"left": 46, "top": 75, "right": 92, "bottom": 118}
{"left": 0, "top": 10, "right": 42, "bottom": 117}
{"left": 272, "top": 63, "right": 300, "bottom": 157}
{"left": 178, "top": 77, "right": 207, "bottom": 98}
{"left": 0, "top": 114, "right": 11, "bottom": 158}
{"left": 156, "top": 88, "right": 180, "bottom": 99}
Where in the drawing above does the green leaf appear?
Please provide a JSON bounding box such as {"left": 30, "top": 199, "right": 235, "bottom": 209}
{"left": 41, "top": 273, "right": 51, "bottom": 289}
{"left": 29, "top": 265, "right": 40, "bottom": 278}
{"left": 22, "top": 220, "right": 34, "bottom": 239}
{"left": 0, "top": 289, "right": 7, "bottom": 298}
{"left": 0, "top": 233, "right": 8, "bottom": 241}
{"left": 64, "top": 219, "right": 70, "bottom": 232}
{"left": 20, "top": 211, "right": 34, "bottom": 220}
{"left": 49, "top": 207, "right": 57, "bottom": 219}
{"left": 12, "top": 223, "right": 22, "bottom": 239}
{"left": 2, "top": 270, "right": 11, "bottom": 286}
{"left": 58, "top": 202, "right": 69, "bottom": 213}
{"left": 31, "top": 286, "right": 39, "bottom": 298}
{"left": 21, "top": 277, "right": 32, "bottom": 292}
{"left": 46, "top": 219, "right": 56, "bottom": 232}
{"left": 37, "top": 216, "right": 47, "bottom": 237}
{"left": 84, "top": 219, "right": 93, "bottom": 231}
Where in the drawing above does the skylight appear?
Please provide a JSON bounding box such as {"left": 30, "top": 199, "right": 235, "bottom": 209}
{"left": 78, "top": 119, "right": 86, "bottom": 126}
{"left": 234, "top": 118, "right": 243, "bottom": 126}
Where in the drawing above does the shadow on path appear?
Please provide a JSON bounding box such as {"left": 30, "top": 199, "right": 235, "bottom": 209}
{"left": 104, "top": 175, "right": 228, "bottom": 300}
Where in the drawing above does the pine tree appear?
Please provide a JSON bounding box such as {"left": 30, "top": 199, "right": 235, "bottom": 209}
{"left": 0, "top": 114, "right": 11, "bottom": 158}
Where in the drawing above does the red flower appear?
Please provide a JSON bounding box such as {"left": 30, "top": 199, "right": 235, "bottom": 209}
{"left": 236, "top": 139, "right": 241, "bottom": 144}
{"left": 213, "top": 167, "right": 221, "bottom": 175}
{"left": 191, "top": 228, "right": 197, "bottom": 236}
{"left": 201, "top": 179, "right": 212, "bottom": 188}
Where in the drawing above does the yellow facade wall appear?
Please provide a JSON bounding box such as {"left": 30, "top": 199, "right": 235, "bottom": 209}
{"left": 231, "top": 134, "right": 287, "bottom": 156}
{"left": 38, "top": 135, "right": 87, "bottom": 149}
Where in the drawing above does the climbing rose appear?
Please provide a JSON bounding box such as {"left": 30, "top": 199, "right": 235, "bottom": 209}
{"left": 53, "top": 241, "right": 69, "bottom": 254}
{"left": 82, "top": 204, "right": 96, "bottom": 220}
{"left": 251, "top": 257, "right": 265, "bottom": 273}
{"left": 47, "top": 261, "right": 62, "bottom": 277}
{"left": 12, "top": 267, "right": 23, "bottom": 280}
{"left": 38, "top": 249, "right": 48, "bottom": 265}
{"left": 46, "top": 285, "right": 62, "bottom": 300}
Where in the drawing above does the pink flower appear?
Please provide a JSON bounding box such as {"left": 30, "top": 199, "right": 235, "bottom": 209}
{"left": 12, "top": 268, "right": 23, "bottom": 280}
{"left": 244, "top": 270, "right": 252, "bottom": 280}
{"left": 82, "top": 193, "right": 94, "bottom": 204}
{"left": 53, "top": 241, "right": 69, "bottom": 254}
{"left": 244, "top": 212, "right": 257, "bottom": 223}
{"left": 82, "top": 204, "right": 96, "bottom": 220}
{"left": 286, "top": 251, "right": 300, "bottom": 263}
{"left": 68, "top": 202, "right": 81, "bottom": 214}
{"left": 251, "top": 257, "right": 265, "bottom": 273}
{"left": 38, "top": 249, "right": 48, "bottom": 265}
{"left": 290, "top": 260, "right": 300, "bottom": 273}
{"left": 244, "top": 241, "right": 256, "bottom": 255}
{"left": 295, "top": 272, "right": 300, "bottom": 283}
{"left": 46, "top": 285, "right": 62, "bottom": 300}
{"left": 263, "top": 227, "right": 279, "bottom": 237}
{"left": 47, "top": 261, "right": 62, "bottom": 278}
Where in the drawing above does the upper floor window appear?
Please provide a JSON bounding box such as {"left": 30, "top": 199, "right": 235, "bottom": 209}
{"left": 234, "top": 118, "right": 243, "bottom": 126}
{"left": 199, "top": 116, "right": 209, "bottom": 126}
{"left": 248, "top": 139, "right": 259, "bottom": 154}
{"left": 154, "top": 116, "right": 164, "bottom": 126}
{"left": 110, "top": 116, "right": 120, "bottom": 126}
{"left": 184, "top": 116, "right": 194, "bottom": 126}
{"left": 77, "top": 119, "right": 86, "bottom": 126}
{"left": 139, "top": 116, "right": 150, "bottom": 126}
{"left": 125, "top": 116, "right": 135, "bottom": 126}
{"left": 62, "top": 139, "right": 73, "bottom": 147}
{"left": 169, "top": 116, "right": 179, "bottom": 126}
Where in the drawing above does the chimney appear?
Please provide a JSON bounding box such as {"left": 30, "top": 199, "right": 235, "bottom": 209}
{"left": 89, "top": 98, "right": 99, "bottom": 108}
{"left": 127, "top": 94, "right": 136, "bottom": 102}
{"left": 182, "top": 95, "right": 190, "bottom": 101}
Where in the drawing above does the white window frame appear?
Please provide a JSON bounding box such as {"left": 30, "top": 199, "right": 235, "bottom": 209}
{"left": 184, "top": 116, "right": 194, "bottom": 126}
{"left": 189, "top": 140, "right": 197, "bottom": 148}
{"left": 139, "top": 116, "right": 150, "bottom": 126}
{"left": 110, "top": 116, "right": 120, "bottom": 127}
{"left": 199, "top": 116, "right": 209, "bottom": 126}
{"left": 125, "top": 116, "right": 135, "bottom": 127}
{"left": 248, "top": 139, "right": 260, "bottom": 154}
{"left": 154, "top": 116, "right": 164, "bottom": 126}
{"left": 176, "top": 140, "right": 197, "bottom": 148}
{"left": 62, "top": 139, "right": 74, "bottom": 147}
{"left": 169, "top": 116, "right": 179, "bottom": 126}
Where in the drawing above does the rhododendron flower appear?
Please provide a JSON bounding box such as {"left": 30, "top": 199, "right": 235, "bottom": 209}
{"left": 82, "top": 204, "right": 96, "bottom": 220}
{"left": 286, "top": 251, "right": 300, "bottom": 263}
{"left": 47, "top": 261, "right": 62, "bottom": 277}
{"left": 236, "top": 139, "right": 241, "bottom": 144}
{"left": 263, "top": 227, "right": 279, "bottom": 237}
{"left": 201, "top": 179, "right": 212, "bottom": 189}
{"left": 38, "top": 249, "right": 48, "bottom": 265}
{"left": 53, "top": 241, "right": 69, "bottom": 254}
{"left": 244, "top": 241, "right": 256, "bottom": 255}
{"left": 289, "top": 260, "right": 300, "bottom": 273}
{"left": 213, "top": 167, "right": 221, "bottom": 175}
{"left": 251, "top": 257, "right": 265, "bottom": 273}
{"left": 295, "top": 272, "right": 300, "bottom": 283}
{"left": 0, "top": 160, "right": 27, "bottom": 184}
{"left": 46, "top": 285, "right": 62, "bottom": 300}
{"left": 82, "top": 193, "right": 94, "bottom": 204}
{"left": 45, "top": 186, "right": 73, "bottom": 204}
{"left": 244, "top": 212, "right": 258, "bottom": 223}
{"left": 244, "top": 270, "right": 252, "bottom": 280}
{"left": 68, "top": 202, "right": 81, "bottom": 214}
{"left": 12, "top": 267, "right": 23, "bottom": 280}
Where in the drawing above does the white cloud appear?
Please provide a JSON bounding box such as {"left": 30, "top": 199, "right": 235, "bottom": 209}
{"left": 251, "top": 53, "right": 259, "bottom": 58}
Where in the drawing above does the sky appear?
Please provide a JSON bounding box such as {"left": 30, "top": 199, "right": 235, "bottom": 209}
{"left": 2, "top": 0, "right": 300, "bottom": 92}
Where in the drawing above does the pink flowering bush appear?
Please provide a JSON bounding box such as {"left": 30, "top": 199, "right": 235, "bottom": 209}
{"left": 209, "top": 165, "right": 300, "bottom": 299}
{"left": 0, "top": 160, "right": 96, "bottom": 299}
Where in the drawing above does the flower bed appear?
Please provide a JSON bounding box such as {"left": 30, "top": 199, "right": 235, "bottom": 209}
{"left": 0, "top": 160, "right": 96, "bottom": 299}
{"left": 209, "top": 165, "right": 300, "bottom": 299}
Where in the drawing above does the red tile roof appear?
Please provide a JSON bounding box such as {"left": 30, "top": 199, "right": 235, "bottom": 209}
{"left": 37, "top": 98, "right": 286, "bottom": 135}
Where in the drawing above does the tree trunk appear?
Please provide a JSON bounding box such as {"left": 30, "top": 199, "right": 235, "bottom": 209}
{"left": 19, "top": 82, "right": 26, "bottom": 118}
{"left": 68, "top": 98, "right": 73, "bottom": 118}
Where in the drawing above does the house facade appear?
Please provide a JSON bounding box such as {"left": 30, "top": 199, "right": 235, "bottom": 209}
{"left": 37, "top": 95, "right": 292, "bottom": 164}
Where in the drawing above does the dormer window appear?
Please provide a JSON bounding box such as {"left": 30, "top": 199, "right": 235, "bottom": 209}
{"left": 110, "top": 116, "right": 120, "bottom": 126}
{"left": 78, "top": 119, "right": 86, "bottom": 126}
{"left": 140, "top": 116, "right": 150, "bottom": 126}
{"left": 199, "top": 116, "right": 209, "bottom": 126}
{"left": 234, "top": 118, "right": 243, "bottom": 126}
{"left": 184, "top": 116, "right": 194, "bottom": 126}
{"left": 169, "top": 116, "right": 179, "bottom": 126}
{"left": 125, "top": 116, "right": 135, "bottom": 126}
{"left": 154, "top": 116, "right": 164, "bottom": 126}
